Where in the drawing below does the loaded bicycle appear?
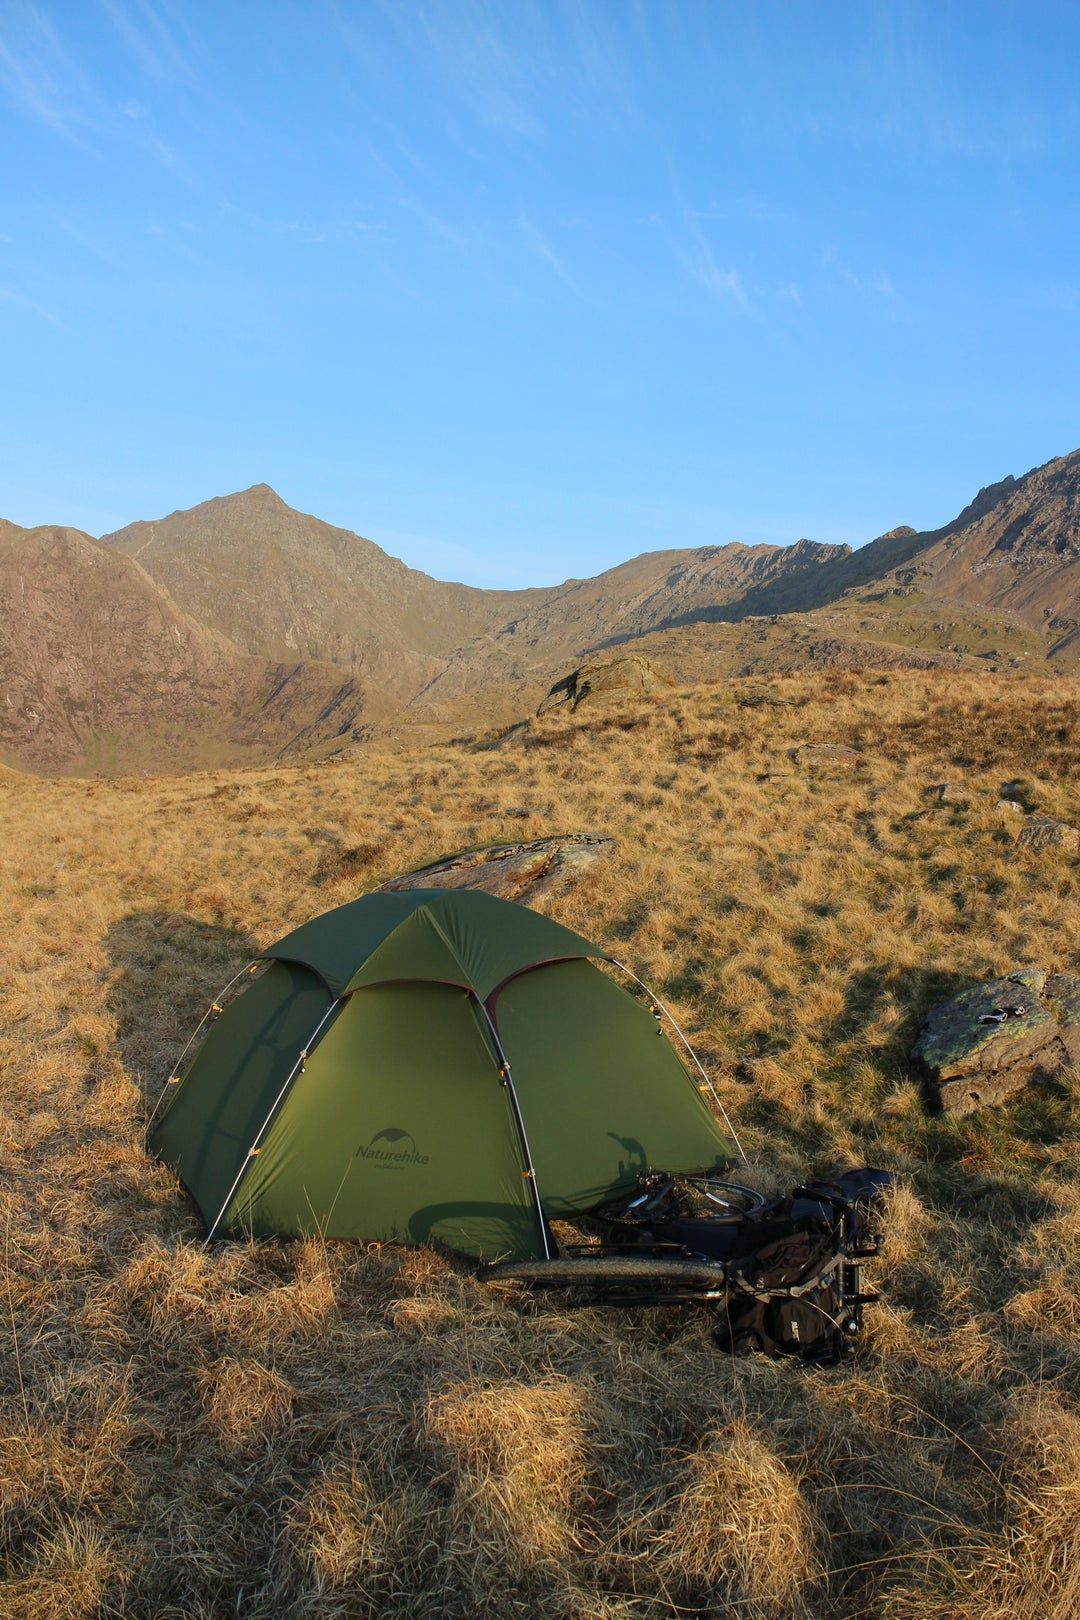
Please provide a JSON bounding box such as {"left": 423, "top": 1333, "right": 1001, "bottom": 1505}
{"left": 479, "top": 1167, "right": 891, "bottom": 1363}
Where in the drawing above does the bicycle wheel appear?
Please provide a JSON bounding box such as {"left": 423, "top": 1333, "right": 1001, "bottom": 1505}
{"left": 479, "top": 1253, "right": 729, "bottom": 1293}
{"left": 678, "top": 1176, "right": 769, "bottom": 1219}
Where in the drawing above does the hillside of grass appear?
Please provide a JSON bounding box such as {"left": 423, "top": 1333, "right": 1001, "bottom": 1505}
{"left": 2, "top": 669, "right": 1080, "bottom": 1617}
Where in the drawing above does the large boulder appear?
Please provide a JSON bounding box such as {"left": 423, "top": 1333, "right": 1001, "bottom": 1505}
{"left": 537, "top": 655, "right": 674, "bottom": 716}
{"left": 912, "top": 968, "right": 1080, "bottom": 1116}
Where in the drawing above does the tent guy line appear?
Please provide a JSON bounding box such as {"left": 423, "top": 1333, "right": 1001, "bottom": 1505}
{"left": 143, "top": 958, "right": 259, "bottom": 1137}
{"left": 609, "top": 959, "right": 748, "bottom": 1166}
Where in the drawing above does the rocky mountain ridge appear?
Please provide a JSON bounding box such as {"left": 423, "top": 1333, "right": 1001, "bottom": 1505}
{"left": 4, "top": 446, "right": 1080, "bottom": 773}
{"left": 104, "top": 484, "right": 548, "bottom": 696}
{"left": 847, "top": 449, "right": 1080, "bottom": 655}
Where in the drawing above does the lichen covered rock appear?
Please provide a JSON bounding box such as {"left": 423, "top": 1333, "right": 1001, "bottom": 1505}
{"left": 1016, "top": 815, "right": 1080, "bottom": 853}
{"left": 912, "top": 968, "right": 1080, "bottom": 1116}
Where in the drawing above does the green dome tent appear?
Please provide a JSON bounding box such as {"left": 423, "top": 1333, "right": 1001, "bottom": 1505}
{"left": 148, "top": 889, "right": 735, "bottom": 1262}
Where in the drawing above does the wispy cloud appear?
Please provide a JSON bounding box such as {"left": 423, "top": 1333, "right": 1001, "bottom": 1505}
{"left": 678, "top": 216, "right": 748, "bottom": 309}
{"left": 0, "top": 1, "right": 201, "bottom": 186}
{"left": 97, "top": 0, "right": 191, "bottom": 83}
{"left": 0, "top": 3, "right": 98, "bottom": 147}
{"left": 518, "top": 216, "right": 581, "bottom": 295}
{"left": 822, "top": 248, "right": 894, "bottom": 296}
{"left": 361, "top": 0, "right": 542, "bottom": 139}
{"left": 0, "top": 282, "right": 65, "bottom": 327}
{"left": 350, "top": 0, "right": 637, "bottom": 145}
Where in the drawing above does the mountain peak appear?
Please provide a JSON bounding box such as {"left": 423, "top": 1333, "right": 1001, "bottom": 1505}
{"left": 787, "top": 536, "right": 853, "bottom": 560}
{"left": 228, "top": 483, "right": 288, "bottom": 506}
{"left": 950, "top": 474, "right": 1017, "bottom": 530}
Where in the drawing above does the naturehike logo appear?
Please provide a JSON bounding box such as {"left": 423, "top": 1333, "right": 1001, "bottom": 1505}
{"left": 356, "top": 1128, "right": 430, "bottom": 1168}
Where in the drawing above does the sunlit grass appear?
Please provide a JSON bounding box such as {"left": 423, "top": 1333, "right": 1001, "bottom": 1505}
{"left": 1, "top": 668, "right": 1079, "bottom": 1615}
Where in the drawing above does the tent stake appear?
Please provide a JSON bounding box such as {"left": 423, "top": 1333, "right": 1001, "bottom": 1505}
{"left": 609, "top": 960, "right": 748, "bottom": 1167}
{"left": 472, "top": 995, "right": 554, "bottom": 1261}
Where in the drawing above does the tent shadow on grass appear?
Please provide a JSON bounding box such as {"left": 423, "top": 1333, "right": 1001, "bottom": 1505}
{"left": 104, "top": 910, "right": 258, "bottom": 1112}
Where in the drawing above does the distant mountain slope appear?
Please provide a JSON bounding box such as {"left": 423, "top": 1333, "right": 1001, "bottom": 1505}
{"left": 0, "top": 520, "right": 381, "bottom": 772}
{"left": 103, "top": 485, "right": 551, "bottom": 698}
{"left": 8, "top": 445, "right": 1080, "bottom": 774}
{"left": 410, "top": 537, "right": 853, "bottom": 704}
{"left": 102, "top": 486, "right": 857, "bottom": 704}
{"left": 842, "top": 449, "right": 1080, "bottom": 654}
{"left": 407, "top": 451, "right": 1080, "bottom": 711}
{"left": 709, "top": 450, "right": 1080, "bottom": 640}
{"left": 496, "top": 535, "right": 851, "bottom": 654}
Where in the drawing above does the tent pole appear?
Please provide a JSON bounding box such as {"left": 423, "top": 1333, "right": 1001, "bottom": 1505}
{"left": 609, "top": 959, "right": 749, "bottom": 1167}
{"left": 201, "top": 999, "right": 339, "bottom": 1248}
{"left": 145, "top": 960, "right": 259, "bottom": 1138}
{"left": 472, "top": 995, "right": 554, "bottom": 1261}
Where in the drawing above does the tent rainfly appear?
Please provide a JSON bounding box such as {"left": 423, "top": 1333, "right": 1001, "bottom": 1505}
{"left": 148, "top": 888, "right": 735, "bottom": 1262}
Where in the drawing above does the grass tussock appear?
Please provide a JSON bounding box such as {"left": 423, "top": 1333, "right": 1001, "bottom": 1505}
{"left": 426, "top": 1375, "right": 599, "bottom": 1578}
{"left": 2, "top": 667, "right": 1080, "bottom": 1615}
{"left": 656, "top": 1419, "right": 821, "bottom": 1615}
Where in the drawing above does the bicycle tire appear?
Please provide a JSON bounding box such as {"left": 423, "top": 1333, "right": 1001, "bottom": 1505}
{"left": 678, "top": 1177, "right": 768, "bottom": 1218}
{"left": 480, "top": 1254, "right": 729, "bottom": 1290}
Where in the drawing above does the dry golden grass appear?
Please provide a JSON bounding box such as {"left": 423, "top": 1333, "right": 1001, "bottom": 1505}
{"left": 2, "top": 668, "right": 1080, "bottom": 1615}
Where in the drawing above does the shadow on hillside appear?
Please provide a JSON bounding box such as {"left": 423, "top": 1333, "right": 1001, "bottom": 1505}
{"left": 105, "top": 910, "right": 258, "bottom": 1110}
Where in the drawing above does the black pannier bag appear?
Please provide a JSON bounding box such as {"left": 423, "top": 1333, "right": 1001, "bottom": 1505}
{"left": 713, "top": 1168, "right": 893, "bottom": 1364}
{"left": 714, "top": 1231, "right": 849, "bottom": 1363}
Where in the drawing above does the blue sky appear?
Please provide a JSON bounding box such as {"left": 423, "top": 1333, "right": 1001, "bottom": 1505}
{"left": 2, "top": 1, "right": 1078, "bottom": 586}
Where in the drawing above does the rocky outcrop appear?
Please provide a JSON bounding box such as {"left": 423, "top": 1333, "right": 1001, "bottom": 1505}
{"left": 377, "top": 834, "right": 616, "bottom": 904}
{"left": 792, "top": 743, "right": 863, "bottom": 770}
{"left": 1015, "top": 815, "right": 1080, "bottom": 853}
{"left": 932, "top": 783, "right": 970, "bottom": 807}
{"left": 537, "top": 656, "right": 674, "bottom": 716}
{"left": 912, "top": 969, "right": 1080, "bottom": 1116}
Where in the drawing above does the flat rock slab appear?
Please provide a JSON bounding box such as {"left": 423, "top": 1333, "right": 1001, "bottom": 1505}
{"left": 377, "top": 834, "right": 616, "bottom": 904}
{"left": 792, "top": 743, "right": 863, "bottom": 770}
{"left": 1016, "top": 815, "right": 1080, "bottom": 853}
{"left": 931, "top": 783, "right": 970, "bottom": 806}
{"left": 912, "top": 967, "right": 1080, "bottom": 1116}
